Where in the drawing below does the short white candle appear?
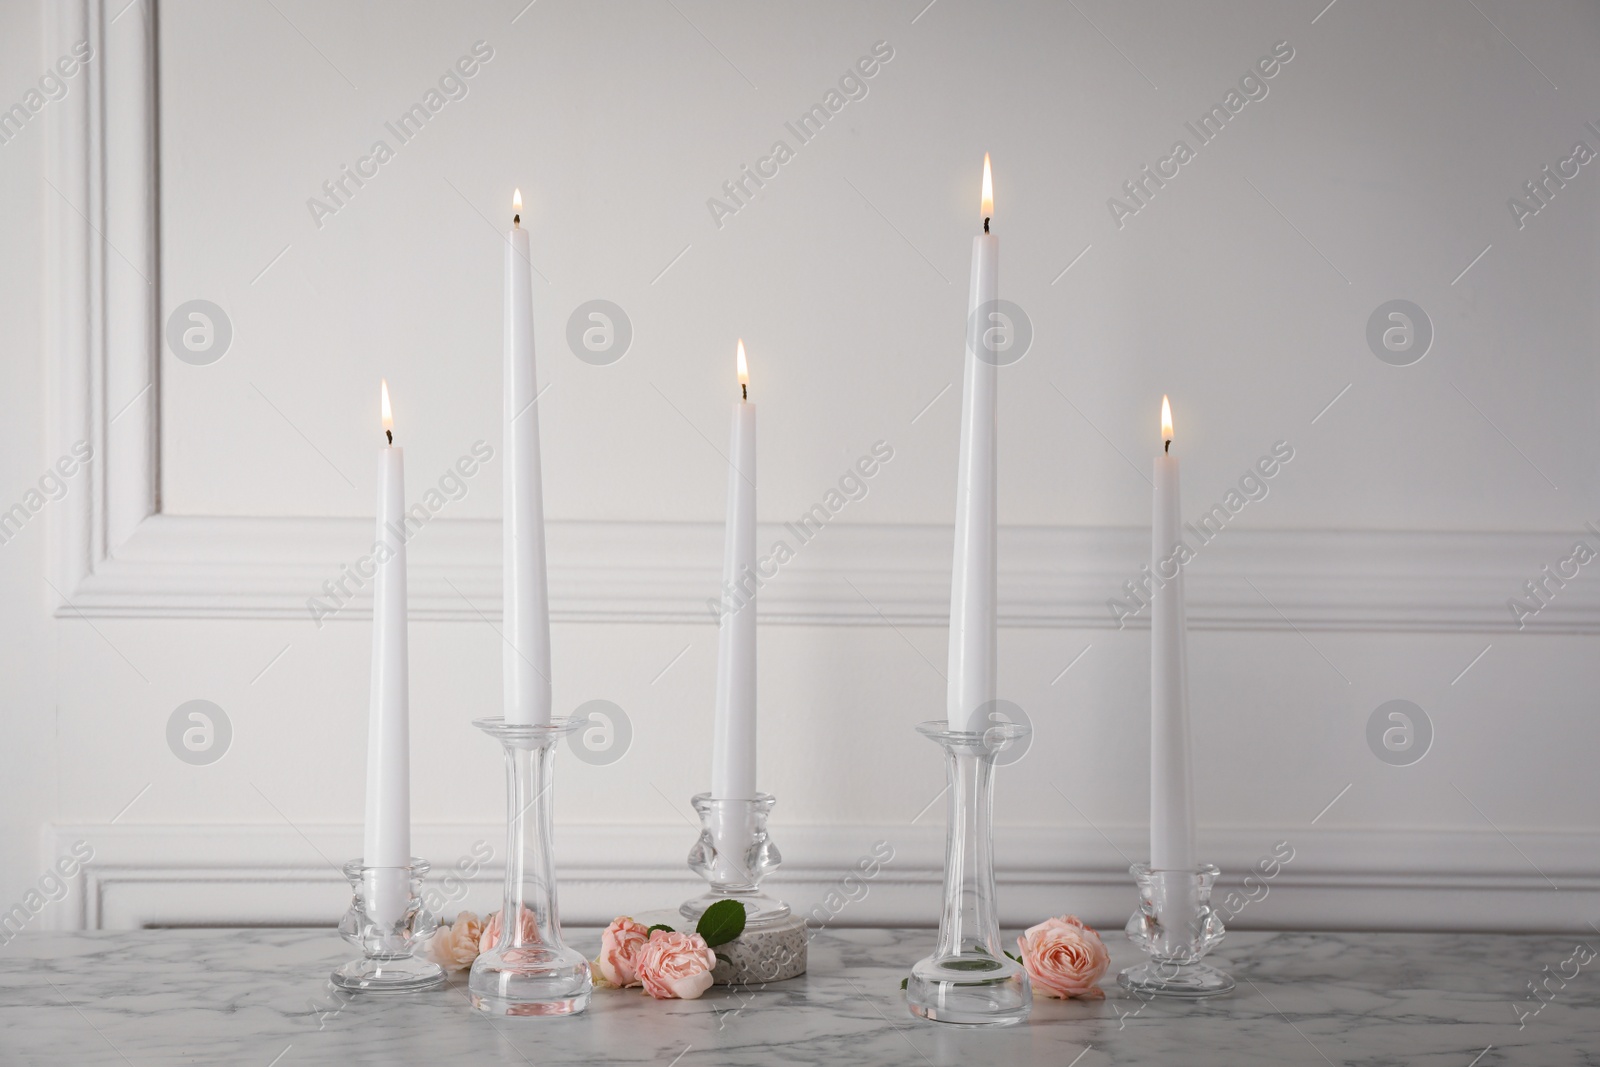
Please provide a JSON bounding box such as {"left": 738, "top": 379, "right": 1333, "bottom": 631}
{"left": 711, "top": 341, "right": 758, "bottom": 800}
{"left": 947, "top": 154, "right": 998, "bottom": 734}
{"left": 1150, "top": 395, "right": 1196, "bottom": 871}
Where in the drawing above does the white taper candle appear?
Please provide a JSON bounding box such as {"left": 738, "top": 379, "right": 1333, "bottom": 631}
{"left": 1150, "top": 395, "right": 1196, "bottom": 871}
{"left": 364, "top": 380, "right": 412, "bottom": 926}
{"left": 503, "top": 189, "right": 552, "bottom": 727}
{"left": 711, "top": 341, "right": 758, "bottom": 800}
{"left": 947, "top": 154, "right": 998, "bottom": 734}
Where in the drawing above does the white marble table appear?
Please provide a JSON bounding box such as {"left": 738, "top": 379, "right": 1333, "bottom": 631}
{"left": 0, "top": 927, "right": 1590, "bottom": 1065}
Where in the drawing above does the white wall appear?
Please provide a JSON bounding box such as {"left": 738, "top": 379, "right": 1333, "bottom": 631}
{"left": 5, "top": 0, "right": 1599, "bottom": 935}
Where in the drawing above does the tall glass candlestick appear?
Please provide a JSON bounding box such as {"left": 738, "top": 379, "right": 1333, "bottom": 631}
{"left": 472, "top": 190, "right": 588, "bottom": 1015}
{"left": 469, "top": 718, "right": 592, "bottom": 1015}
{"left": 908, "top": 158, "right": 1030, "bottom": 1027}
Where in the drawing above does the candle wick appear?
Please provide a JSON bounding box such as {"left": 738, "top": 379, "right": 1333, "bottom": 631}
{"left": 1164, "top": 438, "right": 1170, "bottom": 453}
{"left": 741, "top": 382, "right": 747, "bottom": 401}
{"left": 983, "top": 216, "right": 990, "bottom": 233}
{"left": 386, "top": 429, "right": 393, "bottom": 445}
{"left": 513, "top": 214, "right": 520, "bottom": 227}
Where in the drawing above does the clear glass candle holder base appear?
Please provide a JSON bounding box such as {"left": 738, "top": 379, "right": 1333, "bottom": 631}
{"left": 469, "top": 944, "right": 592, "bottom": 1018}
{"left": 678, "top": 888, "right": 790, "bottom": 928}
{"left": 1118, "top": 960, "right": 1236, "bottom": 998}
{"left": 907, "top": 956, "right": 1031, "bottom": 1027}
{"left": 1117, "top": 863, "right": 1234, "bottom": 999}
{"left": 468, "top": 717, "right": 593, "bottom": 1018}
{"left": 906, "top": 720, "right": 1032, "bottom": 1027}
{"left": 331, "top": 953, "right": 448, "bottom": 995}
{"left": 680, "top": 792, "right": 791, "bottom": 930}
{"left": 330, "top": 859, "right": 445, "bottom": 995}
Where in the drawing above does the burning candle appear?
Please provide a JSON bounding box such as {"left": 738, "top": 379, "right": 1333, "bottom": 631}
{"left": 364, "top": 380, "right": 411, "bottom": 885}
{"left": 947, "top": 154, "right": 998, "bottom": 733}
{"left": 1150, "top": 395, "right": 1196, "bottom": 871}
{"left": 711, "top": 340, "right": 757, "bottom": 799}
{"left": 503, "top": 188, "right": 552, "bottom": 727}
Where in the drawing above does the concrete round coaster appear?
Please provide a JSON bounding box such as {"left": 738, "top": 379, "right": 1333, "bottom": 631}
{"left": 710, "top": 913, "right": 807, "bottom": 986}
{"left": 631, "top": 909, "right": 807, "bottom": 986}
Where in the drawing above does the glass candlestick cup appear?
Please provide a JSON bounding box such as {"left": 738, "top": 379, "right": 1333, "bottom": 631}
{"left": 679, "top": 791, "right": 789, "bottom": 928}
{"left": 1118, "top": 863, "right": 1234, "bottom": 997}
{"left": 331, "top": 859, "right": 445, "bottom": 994}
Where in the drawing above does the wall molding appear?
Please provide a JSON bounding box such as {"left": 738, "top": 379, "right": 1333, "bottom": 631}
{"left": 47, "top": 0, "right": 160, "bottom": 610}
{"left": 40, "top": 822, "right": 1600, "bottom": 934}
{"left": 58, "top": 513, "right": 1600, "bottom": 631}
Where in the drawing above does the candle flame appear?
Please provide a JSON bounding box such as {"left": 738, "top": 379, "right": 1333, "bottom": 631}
{"left": 381, "top": 378, "right": 394, "bottom": 435}
{"left": 981, "top": 153, "right": 993, "bottom": 220}
{"left": 1161, "top": 394, "right": 1173, "bottom": 442}
{"left": 512, "top": 188, "right": 522, "bottom": 214}
{"left": 736, "top": 339, "right": 749, "bottom": 390}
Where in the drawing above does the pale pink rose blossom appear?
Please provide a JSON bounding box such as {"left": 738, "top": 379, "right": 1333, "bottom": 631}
{"left": 478, "top": 905, "right": 539, "bottom": 955}
{"left": 594, "top": 917, "right": 652, "bottom": 988}
{"left": 635, "top": 929, "right": 718, "bottom": 1000}
{"left": 1017, "top": 915, "right": 1111, "bottom": 999}
{"left": 426, "top": 911, "right": 485, "bottom": 971}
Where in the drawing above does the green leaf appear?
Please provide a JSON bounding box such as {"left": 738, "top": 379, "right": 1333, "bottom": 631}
{"left": 646, "top": 923, "right": 675, "bottom": 935}
{"left": 899, "top": 978, "right": 908, "bottom": 990}
{"left": 695, "top": 899, "right": 748, "bottom": 947}
{"left": 1004, "top": 950, "right": 1023, "bottom": 964}
{"left": 714, "top": 952, "right": 732, "bottom": 966}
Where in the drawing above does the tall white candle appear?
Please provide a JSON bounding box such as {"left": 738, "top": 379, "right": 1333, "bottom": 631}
{"left": 504, "top": 188, "right": 552, "bottom": 727}
{"left": 711, "top": 341, "right": 758, "bottom": 800}
{"left": 364, "top": 379, "right": 411, "bottom": 873}
{"left": 947, "top": 154, "right": 998, "bottom": 734}
{"left": 1150, "top": 395, "right": 1196, "bottom": 870}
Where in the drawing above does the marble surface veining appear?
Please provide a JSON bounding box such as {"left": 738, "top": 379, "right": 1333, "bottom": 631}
{"left": 0, "top": 927, "right": 1594, "bottom": 1065}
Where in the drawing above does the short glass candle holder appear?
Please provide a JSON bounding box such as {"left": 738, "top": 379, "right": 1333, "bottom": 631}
{"left": 680, "top": 792, "right": 790, "bottom": 929}
{"left": 331, "top": 859, "right": 446, "bottom": 994}
{"left": 906, "top": 719, "right": 1032, "bottom": 1027}
{"left": 469, "top": 716, "right": 592, "bottom": 1018}
{"left": 1118, "top": 863, "right": 1234, "bottom": 998}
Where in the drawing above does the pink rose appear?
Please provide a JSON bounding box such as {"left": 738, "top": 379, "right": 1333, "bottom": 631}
{"left": 594, "top": 917, "right": 652, "bottom": 988}
{"left": 478, "top": 905, "right": 538, "bottom": 955}
{"left": 426, "top": 910, "right": 484, "bottom": 971}
{"left": 635, "top": 930, "right": 718, "bottom": 1000}
{"left": 1017, "top": 915, "right": 1110, "bottom": 999}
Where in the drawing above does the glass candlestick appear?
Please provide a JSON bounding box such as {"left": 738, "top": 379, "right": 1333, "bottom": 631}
{"left": 469, "top": 716, "right": 592, "bottom": 1017}
{"left": 1118, "top": 863, "right": 1234, "bottom": 997}
{"left": 680, "top": 792, "right": 789, "bottom": 928}
{"left": 906, "top": 719, "right": 1032, "bottom": 1027}
{"left": 331, "top": 859, "right": 445, "bottom": 994}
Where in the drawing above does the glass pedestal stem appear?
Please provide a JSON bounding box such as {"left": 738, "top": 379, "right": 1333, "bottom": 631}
{"left": 468, "top": 716, "right": 592, "bottom": 1017}
{"left": 906, "top": 720, "right": 1031, "bottom": 1026}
